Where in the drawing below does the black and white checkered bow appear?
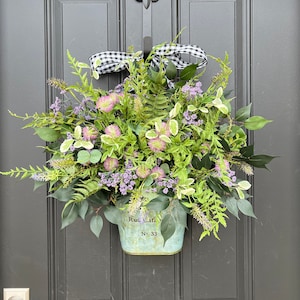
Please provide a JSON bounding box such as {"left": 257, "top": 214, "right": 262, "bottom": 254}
{"left": 89, "top": 43, "right": 207, "bottom": 76}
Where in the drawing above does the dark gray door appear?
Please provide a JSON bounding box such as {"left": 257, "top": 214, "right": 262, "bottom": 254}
{"left": 0, "top": 0, "right": 299, "bottom": 299}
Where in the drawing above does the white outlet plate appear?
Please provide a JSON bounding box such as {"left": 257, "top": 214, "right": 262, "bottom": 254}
{"left": 3, "top": 288, "right": 30, "bottom": 300}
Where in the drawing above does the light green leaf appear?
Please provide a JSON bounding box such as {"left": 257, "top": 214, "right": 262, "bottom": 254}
{"left": 216, "top": 87, "right": 223, "bottom": 98}
{"left": 145, "top": 130, "right": 158, "bottom": 139}
{"left": 74, "top": 126, "right": 82, "bottom": 139}
{"left": 199, "top": 107, "right": 209, "bottom": 113}
{"left": 77, "top": 150, "right": 90, "bottom": 164}
{"left": 159, "top": 135, "right": 171, "bottom": 143}
{"left": 186, "top": 178, "right": 194, "bottom": 185}
{"left": 236, "top": 187, "right": 245, "bottom": 199}
{"left": 169, "top": 119, "right": 178, "bottom": 136}
{"left": 244, "top": 116, "right": 272, "bottom": 130}
{"left": 80, "top": 140, "right": 94, "bottom": 150}
{"left": 237, "top": 180, "right": 252, "bottom": 190}
{"left": 101, "top": 134, "right": 115, "bottom": 145}
{"left": 169, "top": 102, "right": 182, "bottom": 118}
{"left": 77, "top": 62, "right": 90, "bottom": 69}
{"left": 90, "top": 149, "right": 102, "bottom": 163}
{"left": 187, "top": 105, "right": 197, "bottom": 112}
{"left": 74, "top": 140, "right": 93, "bottom": 149}
{"left": 181, "top": 188, "right": 195, "bottom": 196}
{"left": 94, "top": 58, "right": 101, "bottom": 69}
{"left": 92, "top": 70, "right": 99, "bottom": 80}
{"left": 60, "top": 139, "right": 74, "bottom": 153}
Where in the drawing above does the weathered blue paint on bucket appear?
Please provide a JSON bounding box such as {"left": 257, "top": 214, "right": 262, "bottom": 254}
{"left": 118, "top": 209, "right": 187, "bottom": 255}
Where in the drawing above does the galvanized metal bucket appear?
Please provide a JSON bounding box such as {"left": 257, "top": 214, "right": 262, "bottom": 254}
{"left": 118, "top": 208, "right": 186, "bottom": 255}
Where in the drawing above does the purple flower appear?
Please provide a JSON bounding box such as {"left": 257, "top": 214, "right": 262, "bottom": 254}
{"left": 183, "top": 110, "right": 203, "bottom": 126}
{"left": 104, "top": 124, "right": 121, "bottom": 138}
{"left": 148, "top": 138, "right": 166, "bottom": 152}
{"left": 103, "top": 157, "right": 119, "bottom": 171}
{"left": 163, "top": 187, "right": 169, "bottom": 194}
{"left": 182, "top": 81, "right": 203, "bottom": 99}
{"left": 136, "top": 165, "right": 151, "bottom": 178}
{"left": 151, "top": 166, "right": 165, "bottom": 179}
{"left": 50, "top": 97, "right": 62, "bottom": 115}
{"left": 82, "top": 126, "right": 98, "bottom": 141}
{"left": 96, "top": 93, "right": 120, "bottom": 113}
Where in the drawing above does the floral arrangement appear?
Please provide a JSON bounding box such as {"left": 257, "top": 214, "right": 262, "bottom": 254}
{"left": 1, "top": 43, "right": 274, "bottom": 242}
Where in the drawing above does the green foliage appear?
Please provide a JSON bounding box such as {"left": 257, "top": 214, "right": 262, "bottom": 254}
{"left": 0, "top": 43, "right": 275, "bottom": 243}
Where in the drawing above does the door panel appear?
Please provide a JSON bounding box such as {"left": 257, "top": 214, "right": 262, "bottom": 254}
{"left": 48, "top": 1, "right": 251, "bottom": 299}
{"left": 180, "top": 1, "right": 250, "bottom": 299}
{"left": 1, "top": 0, "right": 299, "bottom": 299}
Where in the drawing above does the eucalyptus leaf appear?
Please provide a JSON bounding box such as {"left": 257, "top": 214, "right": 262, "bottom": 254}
{"left": 49, "top": 184, "right": 74, "bottom": 202}
{"left": 90, "top": 215, "right": 104, "bottom": 237}
{"left": 104, "top": 206, "right": 121, "bottom": 225}
{"left": 33, "top": 180, "right": 47, "bottom": 191}
{"left": 61, "top": 203, "right": 78, "bottom": 229}
{"left": 146, "top": 197, "right": 169, "bottom": 211}
{"left": 224, "top": 197, "right": 240, "bottom": 219}
{"left": 160, "top": 214, "right": 176, "bottom": 245}
{"left": 34, "top": 127, "right": 60, "bottom": 142}
{"left": 77, "top": 150, "right": 90, "bottom": 164}
{"left": 90, "top": 149, "right": 102, "bottom": 163}
{"left": 78, "top": 200, "right": 89, "bottom": 220}
{"left": 144, "top": 176, "right": 154, "bottom": 187}
{"left": 237, "top": 199, "right": 257, "bottom": 218}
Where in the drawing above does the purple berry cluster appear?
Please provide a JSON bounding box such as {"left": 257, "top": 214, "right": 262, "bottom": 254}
{"left": 50, "top": 97, "right": 62, "bottom": 116}
{"left": 183, "top": 110, "right": 203, "bottom": 126}
{"left": 181, "top": 81, "right": 203, "bottom": 99}
{"left": 215, "top": 160, "right": 237, "bottom": 187}
{"left": 98, "top": 160, "right": 138, "bottom": 195}
{"left": 74, "top": 98, "right": 97, "bottom": 120}
{"left": 156, "top": 177, "right": 178, "bottom": 194}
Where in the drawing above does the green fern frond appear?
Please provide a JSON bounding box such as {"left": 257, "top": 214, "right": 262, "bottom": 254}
{"left": 71, "top": 178, "right": 101, "bottom": 203}
{"left": 0, "top": 165, "right": 50, "bottom": 180}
